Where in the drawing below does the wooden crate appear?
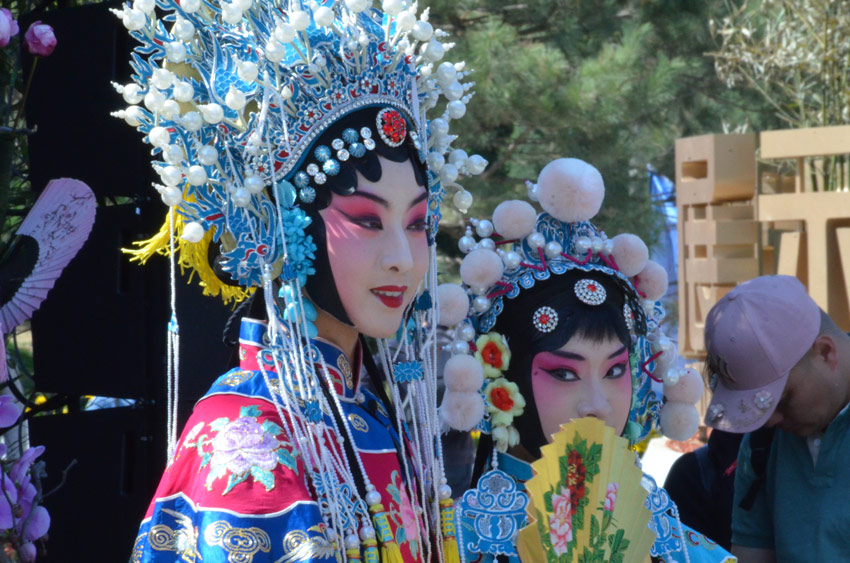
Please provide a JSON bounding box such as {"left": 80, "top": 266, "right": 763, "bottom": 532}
{"left": 675, "top": 134, "right": 757, "bottom": 205}
{"left": 676, "top": 136, "right": 758, "bottom": 358}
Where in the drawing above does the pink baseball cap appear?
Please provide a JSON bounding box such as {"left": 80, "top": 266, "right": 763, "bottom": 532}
{"left": 703, "top": 275, "right": 820, "bottom": 433}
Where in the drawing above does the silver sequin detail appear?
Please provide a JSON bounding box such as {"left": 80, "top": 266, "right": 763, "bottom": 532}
{"left": 754, "top": 390, "right": 774, "bottom": 410}
{"left": 708, "top": 404, "right": 725, "bottom": 421}
{"left": 574, "top": 279, "right": 606, "bottom": 306}
{"left": 532, "top": 306, "right": 559, "bottom": 333}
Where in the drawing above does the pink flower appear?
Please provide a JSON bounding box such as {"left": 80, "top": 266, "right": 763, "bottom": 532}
{"left": 0, "top": 396, "right": 21, "bottom": 427}
{"left": 604, "top": 482, "right": 619, "bottom": 512}
{"left": 548, "top": 486, "right": 573, "bottom": 555}
{"left": 0, "top": 9, "right": 19, "bottom": 47}
{"left": 398, "top": 487, "right": 418, "bottom": 533}
{"left": 23, "top": 22, "right": 56, "bottom": 57}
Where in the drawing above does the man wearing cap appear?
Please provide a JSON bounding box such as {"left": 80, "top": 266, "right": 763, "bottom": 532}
{"left": 703, "top": 275, "right": 850, "bottom": 562}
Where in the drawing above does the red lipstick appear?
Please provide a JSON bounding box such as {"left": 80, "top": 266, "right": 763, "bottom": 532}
{"left": 371, "top": 285, "right": 407, "bottom": 308}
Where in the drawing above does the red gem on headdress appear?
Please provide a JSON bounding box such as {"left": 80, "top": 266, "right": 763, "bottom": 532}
{"left": 376, "top": 108, "right": 407, "bottom": 147}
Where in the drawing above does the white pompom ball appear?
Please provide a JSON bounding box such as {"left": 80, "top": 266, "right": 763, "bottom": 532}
{"left": 181, "top": 221, "right": 205, "bottom": 243}
{"left": 437, "top": 283, "right": 469, "bottom": 327}
{"left": 492, "top": 200, "right": 537, "bottom": 240}
{"left": 440, "top": 391, "right": 485, "bottom": 432}
{"left": 659, "top": 402, "right": 700, "bottom": 442}
{"left": 652, "top": 335, "right": 677, "bottom": 373}
{"left": 460, "top": 249, "right": 504, "bottom": 290}
{"left": 611, "top": 233, "right": 649, "bottom": 277}
{"left": 314, "top": 6, "right": 334, "bottom": 27}
{"left": 636, "top": 261, "right": 669, "bottom": 301}
{"left": 664, "top": 368, "right": 704, "bottom": 404}
{"left": 536, "top": 158, "right": 605, "bottom": 223}
{"left": 444, "top": 355, "right": 484, "bottom": 393}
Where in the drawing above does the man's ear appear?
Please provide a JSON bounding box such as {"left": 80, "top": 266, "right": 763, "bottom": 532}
{"left": 812, "top": 334, "right": 838, "bottom": 370}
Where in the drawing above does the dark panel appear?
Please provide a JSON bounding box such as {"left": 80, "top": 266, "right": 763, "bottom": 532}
{"left": 23, "top": 2, "right": 154, "bottom": 199}
{"left": 31, "top": 203, "right": 163, "bottom": 399}
{"left": 29, "top": 407, "right": 162, "bottom": 562}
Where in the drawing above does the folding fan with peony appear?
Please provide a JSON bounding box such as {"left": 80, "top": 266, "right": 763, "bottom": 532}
{"left": 518, "top": 417, "right": 656, "bottom": 563}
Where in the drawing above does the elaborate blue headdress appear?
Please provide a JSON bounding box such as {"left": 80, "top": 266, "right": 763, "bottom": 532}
{"left": 114, "top": 0, "right": 485, "bottom": 297}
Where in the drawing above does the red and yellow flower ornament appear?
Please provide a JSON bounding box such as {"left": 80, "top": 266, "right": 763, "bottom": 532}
{"left": 475, "top": 332, "right": 511, "bottom": 379}
{"left": 473, "top": 331, "right": 525, "bottom": 451}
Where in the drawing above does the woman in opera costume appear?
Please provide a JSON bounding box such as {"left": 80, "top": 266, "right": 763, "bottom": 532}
{"left": 111, "top": 0, "right": 486, "bottom": 560}
{"left": 435, "top": 158, "right": 736, "bottom": 562}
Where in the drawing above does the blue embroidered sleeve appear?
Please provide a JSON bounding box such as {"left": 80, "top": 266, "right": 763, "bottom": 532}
{"left": 132, "top": 494, "right": 336, "bottom": 562}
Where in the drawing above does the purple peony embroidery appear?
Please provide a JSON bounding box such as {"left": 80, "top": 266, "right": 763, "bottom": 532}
{"left": 211, "top": 417, "right": 279, "bottom": 476}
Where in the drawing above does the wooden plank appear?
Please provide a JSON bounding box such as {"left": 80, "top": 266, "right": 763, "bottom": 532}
{"left": 685, "top": 258, "right": 759, "bottom": 284}
{"left": 761, "top": 125, "right": 850, "bottom": 159}
{"left": 776, "top": 231, "right": 806, "bottom": 283}
{"left": 684, "top": 220, "right": 758, "bottom": 247}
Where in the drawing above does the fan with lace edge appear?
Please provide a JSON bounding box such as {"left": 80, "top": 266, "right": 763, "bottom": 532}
{"left": 0, "top": 178, "right": 96, "bottom": 333}
{"left": 517, "top": 417, "right": 656, "bottom": 563}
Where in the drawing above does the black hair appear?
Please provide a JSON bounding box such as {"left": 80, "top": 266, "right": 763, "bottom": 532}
{"left": 489, "top": 268, "right": 636, "bottom": 458}
{"left": 298, "top": 105, "right": 428, "bottom": 325}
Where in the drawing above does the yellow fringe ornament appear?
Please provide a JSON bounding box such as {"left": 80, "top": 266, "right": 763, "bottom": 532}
{"left": 122, "top": 210, "right": 253, "bottom": 307}
{"left": 368, "top": 503, "right": 404, "bottom": 563}
{"left": 440, "top": 498, "right": 461, "bottom": 563}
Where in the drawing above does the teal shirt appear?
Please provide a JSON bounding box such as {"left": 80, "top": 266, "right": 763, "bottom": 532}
{"left": 732, "top": 405, "right": 850, "bottom": 561}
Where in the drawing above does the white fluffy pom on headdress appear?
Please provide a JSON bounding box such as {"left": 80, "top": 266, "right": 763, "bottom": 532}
{"left": 659, "top": 402, "right": 700, "bottom": 442}
{"left": 440, "top": 391, "right": 485, "bottom": 432}
{"left": 664, "top": 368, "right": 705, "bottom": 404}
{"left": 437, "top": 283, "right": 470, "bottom": 327}
{"left": 536, "top": 158, "right": 605, "bottom": 223}
{"left": 444, "top": 354, "right": 485, "bottom": 393}
{"left": 636, "top": 260, "right": 668, "bottom": 301}
{"left": 611, "top": 233, "right": 649, "bottom": 277}
{"left": 492, "top": 200, "right": 537, "bottom": 240}
{"left": 460, "top": 249, "right": 505, "bottom": 291}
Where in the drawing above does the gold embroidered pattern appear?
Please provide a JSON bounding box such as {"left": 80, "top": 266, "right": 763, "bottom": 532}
{"left": 279, "top": 527, "right": 336, "bottom": 562}
{"left": 204, "top": 520, "right": 271, "bottom": 563}
{"left": 221, "top": 370, "right": 255, "bottom": 386}
{"left": 347, "top": 413, "right": 369, "bottom": 433}
{"left": 149, "top": 509, "right": 201, "bottom": 562}
{"left": 130, "top": 532, "right": 147, "bottom": 563}
{"left": 337, "top": 355, "right": 354, "bottom": 390}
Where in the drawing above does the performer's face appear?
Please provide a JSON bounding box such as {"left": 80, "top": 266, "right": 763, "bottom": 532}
{"left": 531, "top": 333, "right": 632, "bottom": 440}
{"left": 319, "top": 157, "right": 429, "bottom": 338}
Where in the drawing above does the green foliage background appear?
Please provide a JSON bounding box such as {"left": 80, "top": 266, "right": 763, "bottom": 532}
{"left": 426, "top": 0, "right": 782, "bottom": 266}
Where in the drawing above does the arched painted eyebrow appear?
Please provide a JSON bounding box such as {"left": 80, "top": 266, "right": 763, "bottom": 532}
{"left": 347, "top": 189, "right": 428, "bottom": 209}
{"left": 550, "top": 346, "right": 627, "bottom": 361}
